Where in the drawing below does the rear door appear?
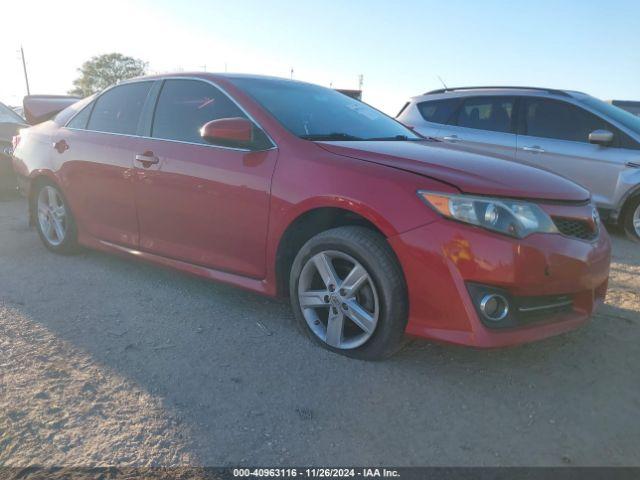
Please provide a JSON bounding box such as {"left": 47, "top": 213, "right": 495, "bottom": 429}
{"left": 403, "top": 97, "right": 459, "bottom": 139}
{"left": 59, "top": 82, "right": 153, "bottom": 246}
{"left": 133, "top": 78, "right": 278, "bottom": 278}
{"left": 437, "top": 96, "right": 517, "bottom": 160}
{"left": 515, "top": 96, "right": 630, "bottom": 208}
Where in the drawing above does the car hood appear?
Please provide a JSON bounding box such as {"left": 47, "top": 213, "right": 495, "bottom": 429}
{"left": 316, "top": 140, "right": 590, "bottom": 202}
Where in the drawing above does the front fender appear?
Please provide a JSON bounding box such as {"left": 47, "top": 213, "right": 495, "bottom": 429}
{"left": 613, "top": 166, "right": 640, "bottom": 219}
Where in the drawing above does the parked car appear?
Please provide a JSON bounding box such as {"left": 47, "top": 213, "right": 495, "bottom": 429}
{"left": 0, "top": 101, "right": 27, "bottom": 194}
{"left": 397, "top": 86, "right": 640, "bottom": 241}
{"left": 12, "top": 74, "right": 611, "bottom": 359}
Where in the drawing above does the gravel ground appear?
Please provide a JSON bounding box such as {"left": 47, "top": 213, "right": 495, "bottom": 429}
{"left": 0, "top": 196, "right": 638, "bottom": 467}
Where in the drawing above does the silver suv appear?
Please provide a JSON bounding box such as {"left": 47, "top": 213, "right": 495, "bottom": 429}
{"left": 397, "top": 87, "right": 640, "bottom": 240}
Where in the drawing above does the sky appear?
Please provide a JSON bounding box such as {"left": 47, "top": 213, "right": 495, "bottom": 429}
{"left": 1, "top": 0, "right": 639, "bottom": 115}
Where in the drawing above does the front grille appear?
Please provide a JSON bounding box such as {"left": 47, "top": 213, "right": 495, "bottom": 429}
{"left": 552, "top": 217, "right": 597, "bottom": 241}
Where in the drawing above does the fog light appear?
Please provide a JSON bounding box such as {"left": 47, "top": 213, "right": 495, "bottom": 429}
{"left": 479, "top": 293, "right": 509, "bottom": 321}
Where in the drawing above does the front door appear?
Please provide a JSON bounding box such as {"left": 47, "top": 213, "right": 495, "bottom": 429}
{"left": 134, "top": 79, "right": 277, "bottom": 279}
{"left": 515, "top": 96, "right": 629, "bottom": 208}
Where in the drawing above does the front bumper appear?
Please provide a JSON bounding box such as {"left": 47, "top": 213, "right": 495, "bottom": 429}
{"left": 389, "top": 217, "right": 611, "bottom": 348}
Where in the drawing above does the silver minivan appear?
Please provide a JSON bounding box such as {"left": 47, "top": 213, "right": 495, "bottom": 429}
{"left": 397, "top": 87, "right": 640, "bottom": 240}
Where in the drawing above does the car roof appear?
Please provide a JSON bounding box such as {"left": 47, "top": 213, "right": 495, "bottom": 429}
{"left": 409, "top": 86, "right": 587, "bottom": 102}
{"left": 121, "top": 71, "right": 311, "bottom": 86}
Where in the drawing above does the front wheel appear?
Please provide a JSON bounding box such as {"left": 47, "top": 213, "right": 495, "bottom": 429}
{"left": 33, "top": 181, "right": 79, "bottom": 253}
{"left": 289, "top": 226, "right": 408, "bottom": 360}
{"left": 622, "top": 195, "right": 640, "bottom": 242}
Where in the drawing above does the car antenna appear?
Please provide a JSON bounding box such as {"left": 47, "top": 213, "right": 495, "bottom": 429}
{"left": 436, "top": 75, "right": 448, "bottom": 90}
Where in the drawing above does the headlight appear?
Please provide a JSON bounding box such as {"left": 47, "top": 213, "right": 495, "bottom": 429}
{"left": 418, "top": 191, "right": 558, "bottom": 238}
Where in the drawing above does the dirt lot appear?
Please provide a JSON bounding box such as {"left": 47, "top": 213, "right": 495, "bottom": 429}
{"left": 0, "top": 196, "right": 638, "bottom": 467}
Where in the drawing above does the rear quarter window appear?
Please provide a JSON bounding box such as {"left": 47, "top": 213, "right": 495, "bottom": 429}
{"left": 416, "top": 98, "right": 459, "bottom": 125}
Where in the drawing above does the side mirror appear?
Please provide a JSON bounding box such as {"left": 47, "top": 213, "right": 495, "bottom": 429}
{"left": 200, "top": 117, "right": 253, "bottom": 148}
{"left": 588, "top": 129, "right": 614, "bottom": 146}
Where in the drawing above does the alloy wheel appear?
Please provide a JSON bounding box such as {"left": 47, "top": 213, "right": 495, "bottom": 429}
{"left": 37, "top": 186, "right": 67, "bottom": 246}
{"left": 298, "top": 250, "right": 379, "bottom": 349}
{"left": 634, "top": 204, "right": 640, "bottom": 237}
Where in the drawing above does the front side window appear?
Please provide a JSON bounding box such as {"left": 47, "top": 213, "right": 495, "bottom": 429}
{"left": 229, "top": 77, "right": 420, "bottom": 141}
{"left": 580, "top": 95, "right": 640, "bottom": 137}
{"left": 417, "top": 98, "right": 459, "bottom": 125}
{"left": 522, "top": 98, "right": 607, "bottom": 143}
{"left": 454, "top": 97, "right": 515, "bottom": 133}
{"left": 87, "top": 82, "right": 152, "bottom": 135}
{"left": 152, "top": 79, "right": 248, "bottom": 145}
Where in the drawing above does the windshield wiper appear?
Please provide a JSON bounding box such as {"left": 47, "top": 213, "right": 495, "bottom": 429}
{"left": 299, "top": 133, "right": 364, "bottom": 141}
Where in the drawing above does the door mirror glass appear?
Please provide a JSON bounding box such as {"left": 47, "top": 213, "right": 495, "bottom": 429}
{"left": 588, "top": 129, "right": 614, "bottom": 146}
{"left": 200, "top": 117, "right": 253, "bottom": 148}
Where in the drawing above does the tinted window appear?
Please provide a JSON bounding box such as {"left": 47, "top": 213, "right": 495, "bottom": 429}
{"left": 152, "top": 79, "right": 247, "bottom": 145}
{"left": 87, "top": 82, "right": 152, "bottom": 135}
{"left": 229, "top": 77, "right": 419, "bottom": 141}
{"left": 454, "top": 97, "right": 514, "bottom": 133}
{"left": 580, "top": 96, "right": 640, "bottom": 136}
{"left": 67, "top": 104, "right": 93, "bottom": 129}
{"left": 523, "top": 98, "right": 607, "bottom": 142}
{"left": 417, "top": 98, "right": 459, "bottom": 125}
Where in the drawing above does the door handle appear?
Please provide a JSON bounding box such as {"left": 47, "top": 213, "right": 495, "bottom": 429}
{"left": 442, "top": 135, "right": 460, "bottom": 142}
{"left": 522, "top": 145, "right": 545, "bottom": 153}
{"left": 53, "top": 139, "right": 69, "bottom": 154}
{"left": 135, "top": 152, "right": 159, "bottom": 168}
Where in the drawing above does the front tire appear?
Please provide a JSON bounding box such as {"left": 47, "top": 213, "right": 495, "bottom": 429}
{"left": 33, "top": 181, "right": 79, "bottom": 254}
{"left": 622, "top": 195, "right": 640, "bottom": 242}
{"left": 289, "top": 226, "right": 408, "bottom": 360}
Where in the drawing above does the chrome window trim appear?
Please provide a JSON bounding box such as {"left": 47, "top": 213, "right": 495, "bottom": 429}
{"left": 63, "top": 75, "right": 278, "bottom": 151}
{"left": 64, "top": 126, "right": 274, "bottom": 153}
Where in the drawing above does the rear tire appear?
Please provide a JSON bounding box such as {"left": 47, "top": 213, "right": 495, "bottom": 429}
{"left": 33, "top": 181, "right": 80, "bottom": 254}
{"left": 289, "top": 226, "right": 408, "bottom": 360}
{"left": 622, "top": 195, "right": 640, "bottom": 242}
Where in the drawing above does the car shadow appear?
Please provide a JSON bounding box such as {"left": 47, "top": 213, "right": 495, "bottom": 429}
{"left": 1, "top": 198, "right": 639, "bottom": 466}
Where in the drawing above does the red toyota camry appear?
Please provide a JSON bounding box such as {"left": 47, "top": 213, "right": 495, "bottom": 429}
{"left": 12, "top": 74, "right": 611, "bottom": 359}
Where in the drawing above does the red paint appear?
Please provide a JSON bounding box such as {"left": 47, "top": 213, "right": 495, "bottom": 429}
{"left": 12, "top": 73, "right": 611, "bottom": 348}
{"left": 201, "top": 117, "right": 253, "bottom": 144}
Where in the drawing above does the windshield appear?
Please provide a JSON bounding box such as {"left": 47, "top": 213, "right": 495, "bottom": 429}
{"left": 0, "top": 103, "right": 24, "bottom": 124}
{"left": 229, "top": 77, "right": 420, "bottom": 141}
{"left": 580, "top": 95, "right": 640, "bottom": 136}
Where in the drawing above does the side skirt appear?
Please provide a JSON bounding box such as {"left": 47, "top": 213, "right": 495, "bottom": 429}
{"left": 78, "top": 234, "right": 277, "bottom": 297}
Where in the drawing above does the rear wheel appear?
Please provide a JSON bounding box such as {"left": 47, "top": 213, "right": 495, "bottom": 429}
{"left": 33, "top": 181, "right": 79, "bottom": 253}
{"left": 622, "top": 195, "right": 640, "bottom": 242}
{"left": 289, "top": 226, "right": 408, "bottom": 360}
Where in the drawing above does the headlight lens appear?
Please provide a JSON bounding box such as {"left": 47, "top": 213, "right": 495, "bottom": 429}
{"left": 418, "top": 191, "right": 558, "bottom": 238}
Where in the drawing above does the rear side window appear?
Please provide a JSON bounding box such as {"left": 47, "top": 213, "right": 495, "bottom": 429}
{"left": 417, "top": 98, "right": 458, "bottom": 125}
{"left": 152, "top": 79, "right": 247, "bottom": 145}
{"left": 454, "top": 96, "right": 515, "bottom": 133}
{"left": 87, "top": 82, "right": 152, "bottom": 135}
{"left": 522, "top": 98, "right": 607, "bottom": 143}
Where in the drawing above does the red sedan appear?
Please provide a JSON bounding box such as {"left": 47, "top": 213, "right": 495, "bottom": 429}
{"left": 12, "top": 74, "right": 611, "bottom": 359}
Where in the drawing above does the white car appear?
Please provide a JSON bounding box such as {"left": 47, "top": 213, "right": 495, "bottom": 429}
{"left": 398, "top": 86, "right": 640, "bottom": 241}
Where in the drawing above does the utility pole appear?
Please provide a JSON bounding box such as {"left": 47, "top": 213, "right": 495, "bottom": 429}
{"left": 20, "top": 46, "right": 31, "bottom": 96}
{"left": 290, "top": 68, "right": 294, "bottom": 79}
